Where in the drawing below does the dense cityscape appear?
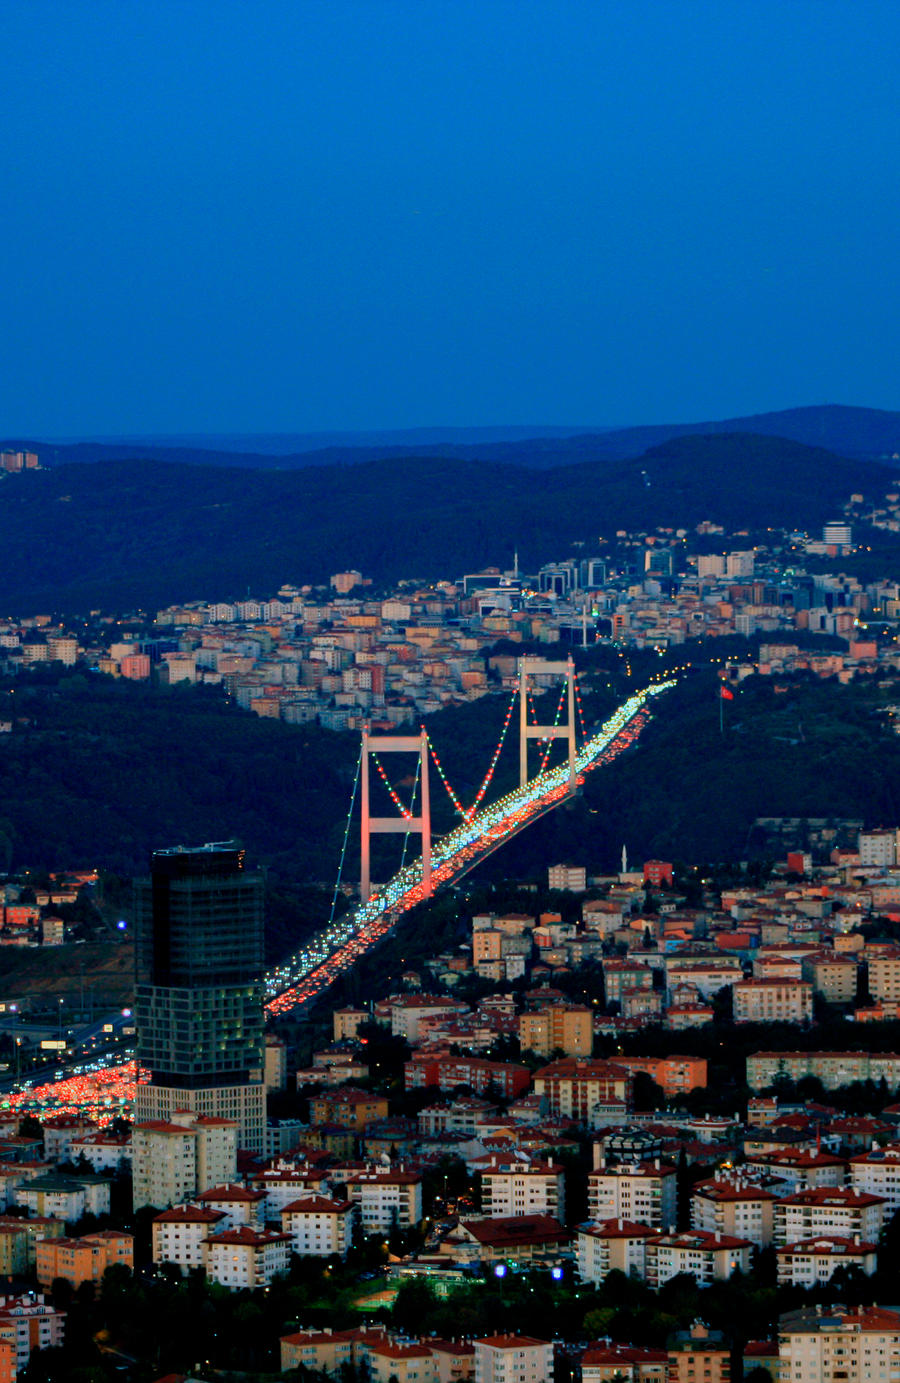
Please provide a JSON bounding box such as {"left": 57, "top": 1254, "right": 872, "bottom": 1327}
{"left": 2, "top": 445, "right": 900, "bottom": 1379}
{"left": 6, "top": 3, "right": 900, "bottom": 1379}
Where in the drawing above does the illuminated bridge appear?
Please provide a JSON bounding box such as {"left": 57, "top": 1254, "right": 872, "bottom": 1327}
{"left": 265, "top": 672, "right": 675, "bottom": 1017}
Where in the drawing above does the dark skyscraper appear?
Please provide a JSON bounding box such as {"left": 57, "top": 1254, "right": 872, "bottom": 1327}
{"left": 134, "top": 842, "right": 266, "bottom": 1150}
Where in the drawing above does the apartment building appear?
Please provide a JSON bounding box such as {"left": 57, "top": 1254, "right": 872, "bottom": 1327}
{"left": 280, "top": 1195, "right": 355, "bottom": 1257}
{"left": 576, "top": 1219, "right": 655, "bottom": 1285}
{"left": 733, "top": 979, "right": 813, "bottom": 1024}
{"left": 344, "top": 1167, "right": 423, "bottom": 1232}
{"left": 746, "top": 1050, "right": 900, "bottom": 1092}
{"left": 581, "top": 1342, "right": 667, "bottom": 1382}
{"left": 691, "top": 1174, "right": 779, "bottom": 1248}
{"left": 480, "top": 1160, "right": 565, "bottom": 1221}
{"left": 532, "top": 1059, "right": 632, "bottom": 1123}
{"left": 518, "top": 1005, "right": 592, "bottom": 1058}
{"left": 667, "top": 1323, "right": 731, "bottom": 1383}
{"left": 776, "top": 1235, "right": 877, "bottom": 1287}
{"left": 867, "top": 949, "right": 900, "bottom": 1003}
{"left": 35, "top": 1231, "right": 133, "bottom": 1289}
{"left": 132, "top": 1112, "right": 237, "bottom": 1211}
{"left": 610, "top": 1055, "right": 707, "bottom": 1097}
{"left": 368, "top": 1341, "right": 438, "bottom": 1383}
{"left": 778, "top": 1304, "right": 900, "bottom": 1383}
{"left": 587, "top": 1161, "right": 677, "bottom": 1229}
{"left": 152, "top": 1204, "right": 227, "bottom": 1273}
{"left": 774, "top": 1188, "right": 887, "bottom": 1247}
{"left": 204, "top": 1226, "right": 292, "bottom": 1289}
{"left": 644, "top": 1230, "right": 752, "bottom": 1287}
{"left": 850, "top": 1145, "right": 900, "bottom": 1210}
{"left": 473, "top": 1336, "right": 554, "bottom": 1383}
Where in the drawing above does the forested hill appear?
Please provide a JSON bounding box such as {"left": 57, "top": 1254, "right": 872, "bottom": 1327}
{"left": 7, "top": 402, "right": 900, "bottom": 470}
{"left": 0, "top": 433, "right": 891, "bottom": 614}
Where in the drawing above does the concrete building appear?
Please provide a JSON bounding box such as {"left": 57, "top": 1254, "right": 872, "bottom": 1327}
{"left": 733, "top": 979, "right": 813, "bottom": 1024}
{"left": 667, "top": 1323, "right": 731, "bottom": 1383}
{"left": 774, "top": 1187, "right": 887, "bottom": 1247}
{"left": 152, "top": 1203, "right": 226, "bottom": 1273}
{"left": 344, "top": 1167, "right": 423, "bottom": 1233}
{"left": 588, "top": 1161, "right": 677, "bottom": 1229}
{"left": 35, "top": 1231, "right": 133, "bottom": 1289}
{"left": 776, "top": 1235, "right": 877, "bottom": 1286}
{"left": 691, "top": 1173, "right": 779, "bottom": 1248}
{"left": 777, "top": 1304, "right": 900, "bottom": 1383}
{"left": 473, "top": 1336, "right": 554, "bottom": 1383}
{"left": 576, "top": 1218, "right": 655, "bottom": 1285}
{"left": 480, "top": 1160, "right": 565, "bottom": 1221}
{"left": 533, "top": 1059, "right": 632, "bottom": 1124}
{"left": 132, "top": 1112, "right": 237, "bottom": 1211}
{"left": 280, "top": 1195, "right": 355, "bottom": 1258}
{"left": 645, "top": 1230, "right": 752, "bottom": 1287}
{"left": 203, "top": 1226, "right": 292, "bottom": 1289}
{"left": 518, "top": 1005, "right": 592, "bottom": 1058}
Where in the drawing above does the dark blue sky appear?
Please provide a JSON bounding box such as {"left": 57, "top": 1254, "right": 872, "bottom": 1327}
{"left": 3, "top": 1, "right": 899, "bottom": 434}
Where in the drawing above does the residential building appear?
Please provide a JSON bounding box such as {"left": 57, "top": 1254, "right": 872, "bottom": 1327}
{"left": 280, "top": 1195, "right": 356, "bottom": 1257}
{"left": 778, "top": 1304, "right": 900, "bottom": 1383}
{"left": 308, "top": 1089, "right": 388, "bottom": 1133}
{"left": 203, "top": 1226, "right": 292, "bottom": 1289}
{"left": 532, "top": 1059, "right": 632, "bottom": 1124}
{"left": 746, "top": 1049, "right": 900, "bottom": 1092}
{"left": 473, "top": 1335, "right": 554, "bottom": 1383}
{"left": 776, "top": 1235, "right": 877, "bottom": 1286}
{"left": 667, "top": 1323, "right": 731, "bottom": 1383}
{"left": 610, "top": 1055, "right": 707, "bottom": 1097}
{"left": 404, "top": 1058, "right": 531, "bottom": 1099}
{"left": 0, "top": 1295, "right": 65, "bottom": 1373}
{"left": 691, "top": 1173, "right": 779, "bottom": 1248}
{"left": 133, "top": 843, "right": 266, "bottom": 1161}
{"left": 35, "top": 1231, "right": 133, "bottom": 1289}
{"left": 645, "top": 1230, "right": 752, "bottom": 1287}
{"left": 850, "top": 1145, "right": 900, "bottom": 1210}
{"left": 581, "top": 1342, "right": 667, "bottom": 1382}
{"left": 281, "top": 1328, "right": 354, "bottom": 1375}
{"left": 576, "top": 1219, "right": 655, "bottom": 1285}
{"left": 368, "top": 1341, "right": 438, "bottom": 1383}
{"left": 519, "top": 1005, "right": 592, "bottom": 1058}
{"left": 774, "top": 1187, "right": 887, "bottom": 1246}
{"left": 480, "top": 1160, "right": 565, "bottom": 1221}
{"left": 733, "top": 979, "right": 813, "bottom": 1024}
{"left": 132, "top": 1112, "right": 237, "bottom": 1211}
{"left": 152, "top": 1204, "right": 226, "bottom": 1273}
{"left": 588, "top": 1161, "right": 677, "bottom": 1229}
{"left": 344, "top": 1167, "right": 423, "bottom": 1233}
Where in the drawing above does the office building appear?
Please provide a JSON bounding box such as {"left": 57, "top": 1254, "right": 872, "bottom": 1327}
{"left": 134, "top": 842, "right": 266, "bottom": 1154}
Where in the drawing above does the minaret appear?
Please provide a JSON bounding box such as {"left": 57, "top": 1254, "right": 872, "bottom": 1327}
{"left": 514, "top": 548, "right": 519, "bottom": 579}
{"left": 621, "top": 844, "right": 628, "bottom": 875}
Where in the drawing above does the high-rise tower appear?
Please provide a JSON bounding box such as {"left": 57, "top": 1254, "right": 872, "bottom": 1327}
{"left": 133, "top": 842, "right": 266, "bottom": 1152}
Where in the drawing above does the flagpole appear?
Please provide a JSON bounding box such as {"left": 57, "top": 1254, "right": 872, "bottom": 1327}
{"left": 720, "top": 685, "right": 724, "bottom": 736}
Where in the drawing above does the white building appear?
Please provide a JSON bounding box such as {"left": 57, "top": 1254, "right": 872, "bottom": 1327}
{"left": 778, "top": 1304, "right": 900, "bottom": 1383}
{"left": 645, "top": 1229, "right": 752, "bottom": 1287}
{"left": 576, "top": 1219, "right": 655, "bottom": 1285}
{"left": 774, "top": 1188, "right": 887, "bottom": 1247}
{"left": 776, "top": 1235, "right": 877, "bottom": 1287}
{"left": 152, "top": 1204, "right": 227, "bottom": 1273}
{"left": 204, "top": 1226, "right": 292, "bottom": 1290}
{"left": 474, "top": 1335, "right": 554, "bottom": 1383}
{"left": 196, "top": 1184, "right": 264, "bottom": 1230}
{"left": 588, "top": 1161, "right": 677, "bottom": 1230}
{"left": 344, "top": 1168, "right": 423, "bottom": 1233}
{"left": 280, "top": 1195, "right": 356, "bottom": 1258}
{"left": 68, "top": 1130, "right": 132, "bottom": 1172}
{"left": 481, "top": 1160, "right": 565, "bottom": 1222}
{"left": 132, "top": 1112, "right": 237, "bottom": 1211}
{"left": 850, "top": 1146, "right": 900, "bottom": 1211}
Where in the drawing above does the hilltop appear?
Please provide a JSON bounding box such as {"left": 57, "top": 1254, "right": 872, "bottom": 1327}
{"left": 0, "top": 433, "right": 891, "bottom": 614}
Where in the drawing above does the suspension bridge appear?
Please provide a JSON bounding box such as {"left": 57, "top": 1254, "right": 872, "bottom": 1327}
{"left": 265, "top": 665, "right": 675, "bottom": 1016}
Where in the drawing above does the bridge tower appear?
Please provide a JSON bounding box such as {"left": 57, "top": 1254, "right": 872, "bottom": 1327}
{"left": 518, "top": 655, "right": 577, "bottom": 791}
{"left": 360, "top": 727, "right": 431, "bottom": 903}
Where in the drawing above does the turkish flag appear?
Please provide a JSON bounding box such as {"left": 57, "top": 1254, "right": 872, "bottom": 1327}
{"left": 720, "top": 685, "right": 734, "bottom": 700}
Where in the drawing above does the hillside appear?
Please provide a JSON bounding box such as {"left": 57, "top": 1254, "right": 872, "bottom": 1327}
{"left": 4, "top": 665, "right": 900, "bottom": 913}
{"left": 0, "top": 434, "right": 891, "bottom": 614}
{"left": 7, "top": 403, "right": 900, "bottom": 472}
